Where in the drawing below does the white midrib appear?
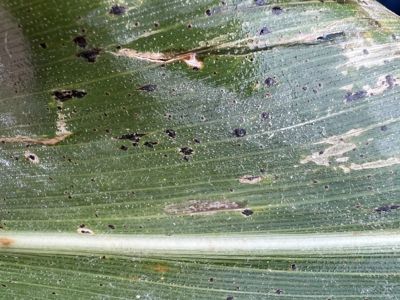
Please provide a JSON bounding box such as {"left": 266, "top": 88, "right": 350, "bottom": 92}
{"left": 1, "top": 231, "right": 400, "bottom": 255}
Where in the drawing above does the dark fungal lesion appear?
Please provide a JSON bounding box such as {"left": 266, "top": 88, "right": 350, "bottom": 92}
{"left": 52, "top": 89, "right": 87, "bottom": 102}
{"left": 109, "top": 4, "right": 127, "bottom": 16}
{"left": 259, "top": 26, "right": 271, "bottom": 35}
{"left": 116, "top": 132, "right": 146, "bottom": 146}
{"left": 241, "top": 209, "right": 254, "bottom": 216}
{"left": 144, "top": 141, "right": 158, "bottom": 148}
{"left": 264, "top": 77, "right": 277, "bottom": 87}
{"left": 233, "top": 128, "right": 246, "bottom": 137}
{"left": 345, "top": 90, "right": 367, "bottom": 102}
{"left": 375, "top": 204, "right": 400, "bottom": 213}
{"left": 137, "top": 84, "right": 157, "bottom": 92}
{"left": 165, "top": 129, "right": 176, "bottom": 138}
{"left": 317, "top": 31, "right": 345, "bottom": 41}
{"left": 272, "top": 6, "right": 283, "bottom": 15}
{"left": 180, "top": 147, "right": 193, "bottom": 155}
{"left": 77, "top": 48, "right": 101, "bottom": 62}
{"left": 73, "top": 35, "right": 87, "bottom": 48}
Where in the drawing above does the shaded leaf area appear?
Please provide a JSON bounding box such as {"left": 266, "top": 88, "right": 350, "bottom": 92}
{"left": 0, "top": 251, "right": 399, "bottom": 299}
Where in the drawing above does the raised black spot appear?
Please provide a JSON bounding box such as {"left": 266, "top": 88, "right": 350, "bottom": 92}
{"left": 345, "top": 90, "right": 367, "bottom": 102}
{"left": 241, "top": 209, "right": 253, "bottom": 216}
{"left": 109, "top": 5, "right": 127, "bottom": 15}
{"left": 79, "top": 224, "right": 86, "bottom": 228}
{"left": 39, "top": 43, "right": 47, "bottom": 49}
{"left": 180, "top": 147, "right": 193, "bottom": 155}
{"left": 194, "top": 138, "right": 201, "bottom": 144}
{"left": 385, "top": 74, "right": 395, "bottom": 88}
{"left": 144, "top": 141, "right": 158, "bottom": 148}
{"left": 291, "top": 263, "right": 297, "bottom": 271}
{"left": 272, "top": 6, "right": 283, "bottom": 15}
{"left": 233, "top": 128, "right": 246, "bottom": 137}
{"left": 226, "top": 296, "right": 234, "bottom": 300}
{"left": 52, "top": 90, "right": 87, "bottom": 102}
{"left": 317, "top": 32, "right": 345, "bottom": 41}
{"left": 138, "top": 84, "right": 157, "bottom": 92}
{"left": 117, "top": 133, "right": 146, "bottom": 146}
{"left": 375, "top": 204, "right": 400, "bottom": 213}
{"left": 275, "top": 289, "right": 283, "bottom": 295}
{"left": 165, "top": 129, "right": 176, "bottom": 138}
{"left": 264, "top": 77, "right": 277, "bottom": 87}
{"left": 381, "top": 125, "right": 388, "bottom": 131}
{"left": 28, "top": 155, "right": 36, "bottom": 161}
{"left": 205, "top": 9, "right": 212, "bottom": 16}
{"left": 120, "top": 145, "right": 128, "bottom": 151}
{"left": 108, "top": 224, "right": 116, "bottom": 229}
{"left": 77, "top": 48, "right": 101, "bottom": 62}
{"left": 209, "top": 277, "right": 214, "bottom": 282}
{"left": 260, "top": 26, "right": 271, "bottom": 35}
{"left": 254, "top": 0, "right": 266, "bottom": 5}
{"left": 73, "top": 35, "right": 87, "bottom": 48}
{"left": 261, "top": 112, "right": 270, "bottom": 120}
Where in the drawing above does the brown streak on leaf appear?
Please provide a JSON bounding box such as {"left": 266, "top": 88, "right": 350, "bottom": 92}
{"left": 0, "top": 132, "right": 72, "bottom": 146}
{"left": 0, "top": 237, "right": 14, "bottom": 247}
{"left": 152, "top": 264, "right": 169, "bottom": 273}
{"left": 165, "top": 200, "right": 244, "bottom": 215}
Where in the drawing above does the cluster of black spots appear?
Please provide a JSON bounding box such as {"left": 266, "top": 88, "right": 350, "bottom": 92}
{"left": 52, "top": 89, "right": 87, "bottom": 101}
{"left": 73, "top": 35, "right": 87, "bottom": 48}
{"left": 137, "top": 84, "right": 157, "bottom": 92}
{"left": 317, "top": 32, "right": 345, "bottom": 41}
{"left": 241, "top": 209, "right": 253, "bottom": 216}
{"left": 144, "top": 141, "right": 158, "bottom": 148}
{"left": 117, "top": 133, "right": 146, "bottom": 146}
{"left": 180, "top": 147, "right": 193, "bottom": 155}
{"left": 375, "top": 204, "right": 400, "bottom": 213}
{"left": 77, "top": 48, "right": 101, "bottom": 62}
{"left": 109, "top": 5, "right": 127, "bottom": 15}
{"left": 39, "top": 43, "right": 47, "bottom": 49}
{"left": 345, "top": 90, "right": 367, "bottom": 102}
{"left": 233, "top": 128, "right": 246, "bottom": 137}
{"left": 259, "top": 26, "right": 271, "bottom": 35}
{"left": 165, "top": 129, "right": 176, "bottom": 138}
{"left": 264, "top": 77, "right": 277, "bottom": 87}
{"left": 272, "top": 6, "right": 283, "bottom": 15}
